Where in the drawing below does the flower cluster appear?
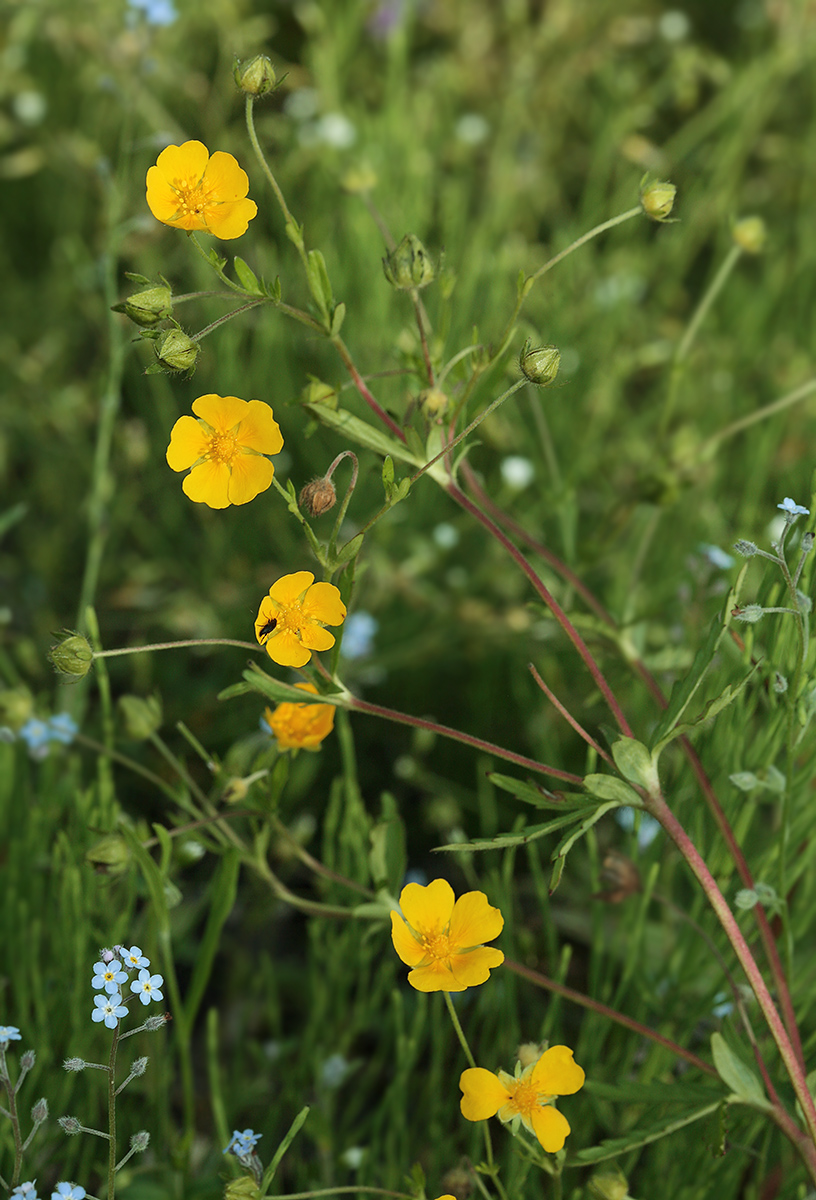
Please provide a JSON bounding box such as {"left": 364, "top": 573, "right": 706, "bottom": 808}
{"left": 389, "top": 880, "right": 585, "bottom": 1154}
{"left": 11, "top": 1184, "right": 85, "bottom": 1200}
{"left": 263, "top": 683, "right": 335, "bottom": 750}
{"left": 90, "top": 945, "right": 163, "bottom": 1030}
{"left": 10, "top": 714, "right": 78, "bottom": 760}
{"left": 224, "top": 1128, "right": 262, "bottom": 1158}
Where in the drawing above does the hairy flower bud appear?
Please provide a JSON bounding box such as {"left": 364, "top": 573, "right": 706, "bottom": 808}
{"left": 588, "top": 1166, "right": 631, "bottom": 1200}
{"left": 225, "top": 1180, "right": 261, "bottom": 1200}
{"left": 131, "top": 1056, "right": 149, "bottom": 1076}
{"left": 48, "top": 632, "right": 94, "bottom": 680}
{"left": 59, "top": 1116, "right": 82, "bottom": 1135}
{"left": 63, "top": 1058, "right": 87, "bottom": 1072}
{"left": 640, "top": 177, "right": 676, "bottom": 221}
{"left": 31, "top": 1097, "right": 48, "bottom": 1123}
{"left": 144, "top": 1014, "right": 169, "bottom": 1031}
{"left": 732, "top": 604, "right": 764, "bottom": 623}
{"left": 732, "top": 216, "right": 766, "bottom": 254}
{"left": 299, "top": 477, "right": 337, "bottom": 517}
{"left": 382, "top": 234, "right": 435, "bottom": 290}
{"left": 519, "top": 341, "right": 560, "bottom": 386}
{"left": 733, "top": 539, "right": 758, "bottom": 557}
{"left": 20, "top": 1049, "right": 35, "bottom": 1070}
{"left": 115, "top": 284, "right": 173, "bottom": 327}
{"left": 118, "top": 694, "right": 162, "bottom": 740}
{"left": 155, "top": 327, "right": 200, "bottom": 376}
{"left": 234, "top": 54, "right": 277, "bottom": 96}
{"left": 130, "top": 1130, "right": 151, "bottom": 1152}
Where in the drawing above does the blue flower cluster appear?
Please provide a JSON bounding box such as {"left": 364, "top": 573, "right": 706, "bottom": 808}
{"left": 91, "top": 945, "right": 163, "bottom": 1029}
{"left": 8, "top": 713, "right": 79, "bottom": 761}
{"left": 11, "top": 1183, "right": 85, "bottom": 1199}
{"left": 224, "top": 1128, "right": 262, "bottom": 1158}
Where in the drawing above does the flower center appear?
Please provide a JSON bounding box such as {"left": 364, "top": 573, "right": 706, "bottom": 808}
{"left": 171, "top": 177, "right": 216, "bottom": 220}
{"left": 420, "top": 929, "right": 453, "bottom": 961}
{"left": 508, "top": 1077, "right": 538, "bottom": 1120}
{"left": 207, "top": 430, "right": 239, "bottom": 465}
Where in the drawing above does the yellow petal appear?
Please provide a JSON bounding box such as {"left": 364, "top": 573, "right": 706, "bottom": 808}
{"left": 459, "top": 1068, "right": 509, "bottom": 1121}
{"left": 226, "top": 454, "right": 274, "bottom": 505}
{"left": 447, "top": 946, "right": 505, "bottom": 988}
{"left": 192, "top": 393, "right": 247, "bottom": 431}
{"left": 448, "top": 890, "right": 504, "bottom": 949}
{"left": 406, "top": 961, "right": 466, "bottom": 992}
{"left": 264, "top": 628, "right": 312, "bottom": 668}
{"left": 268, "top": 571, "right": 314, "bottom": 606}
{"left": 146, "top": 166, "right": 187, "bottom": 224}
{"left": 166, "top": 415, "right": 209, "bottom": 471}
{"left": 301, "top": 581, "right": 347, "bottom": 627}
{"left": 398, "top": 878, "right": 455, "bottom": 933}
{"left": 531, "top": 1046, "right": 585, "bottom": 1097}
{"left": 235, "top": 400, "right": 284, "bottom": 454}
{"left": 205, "top": 197, "right": 258, "bottom": 240}
{"left": 255, "top": 597, "right": 278, "bottom": 641}
{"left": 202, "top": 151, "right": 250, "bottom": 199}
{"left": 182, "top": 461, "right": 231, "bottom": 508}
{"left": 530, "top": 1104, "right": 571, "bottom": 1153}
{"left": 297, "top": 624, "right": 336, "bottom": 653}
{"left": 390, "top": 912, "right": 425, "bottom": 967}
{"left": 155, "top": 140, "right": 209, "bottom": 185}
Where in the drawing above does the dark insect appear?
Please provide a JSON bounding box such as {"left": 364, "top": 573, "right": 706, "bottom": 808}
{"left": 257, "top": 618, "right": 277, "bottom": 642}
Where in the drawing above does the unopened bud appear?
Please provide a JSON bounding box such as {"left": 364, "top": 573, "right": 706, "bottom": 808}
{"left": 155, "top": 327, "right": 200, "bottom": 377}
{"left": 732, "top": 216, "right": 766, "bottom": 254}
{"left": 222, "top": 777, "right": 250, "bottom": 805}
{"left": 130, "top": 1129, "right": 151, "bottom": 1152}
{"left": 31, "top": 1097, "right": 48, "bottom": 1123}
{"left": 341, "top": 164, "right": 377, "bottom": 193}
{"left": 131, "top": 1056, "right": 149, "bottom": 1076}
{"left": 0, "top": 687, "right": 35, "bottom": 730}
{"left": 233, "top": 54, "right": 277, "bottom": 97}
{"left": 63, "top": 1058, "right": 86, "bottom": 1072}
{"left": 299, "top": 477, "right": 337, "bottom": 517}
{"left": 803, "top": 532, "right": 815, "bottom": 555}
{"left": 732, "top": 604, "right": 764, "bottom": 623}
{"left": 519, "top": 341, "right": 560, "bottom": 386}
{"left": 225, "top": 1180, "right": 261, "bottom": 1200}
{"left": 114, "top": 284, "right": 173, "bottom": 327}
{"left": 20, "top": 1049, "right": 35, "bottom": 1070}
{"left": 640, "top": 177, "right": 677, "bottom": 221}
{"left": 418, "top": 387, "right": 448, "bottom": 418}
{"left": 382, "top": 234, "right": 435, "bottom": 290}
{"left": 86, "top": 833, "right": 131, "bottom": 875}
{"left": 48, "top": 632, "right": 94, "bottom": 680}
{"left": 144, "top": 1014, "right": 169, "bottom": 1031}
{"left": 59, "top": 1116, "right": 82, "bottom": 1135}
{"left": 587, "top": 1166, "right": 631, "bottom": 1200}
{"left": 517, "top": 1042, "right": 544, "bottom": 1069}
{"left": 733, "top": 540, "right": 758, "bottom": 557}
{"left": 118, "top": 694, "right": 162, "bottom": 740}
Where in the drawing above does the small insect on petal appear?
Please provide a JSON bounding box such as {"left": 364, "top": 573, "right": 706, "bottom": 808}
{"left": 257, "top": 619, "right": 277, "bottom": 642}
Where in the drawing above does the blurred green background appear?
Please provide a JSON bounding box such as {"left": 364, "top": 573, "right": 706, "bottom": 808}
{"left": 2, "top": 0, "right": 816, "bottom": 1196}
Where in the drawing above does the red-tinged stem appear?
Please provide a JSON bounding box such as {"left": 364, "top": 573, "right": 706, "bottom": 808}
{"left": 345, "top": 694, "right": 581, "bottom": 785}
{"left": 332, "top": 336, "right": 407, "bottom": 443}
{"left": 503, "top": 958, "right": 717, "bottom": 1077}
{"left": 528, "top": 663, "right": 615, "bottom": 767}
{"left": 647, "top": 793, "right": 816, "bottom": 1154}
{"left": 445, "top": 481, "right": 634, "bottom": 737}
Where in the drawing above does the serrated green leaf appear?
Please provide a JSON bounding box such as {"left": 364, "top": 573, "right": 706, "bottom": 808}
{"left": 710, "top": 1032, "right": 770, "bottom": 1109}
{"left": 233, "top": 256, "right": 263, "bottom": 295}
{"left": 305, "top": 404, "right": 422, "bottom": 467}
{"left": 573, "top": 1102, "right": 722, "bottom": 1165}
{"left": 583, "top": 774, "right": 641, "bottom": 805}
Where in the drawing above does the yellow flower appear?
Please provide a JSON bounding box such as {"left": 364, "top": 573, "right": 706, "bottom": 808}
{"left": 390, "top": 878, "right": 504, "bottom": 993}
{"left": 264, "top": 684, "right": 335, "bottom": 750}
{"left": 255, "top": 572, "right": 347, "bottom": 669}
{"left": 459, "top": 1046, "right": 585, "bottom": 1154}
{"left": 166, "top": 394, "right": 283, "bottom": 509}
{"left": 146, "top": 140, "right": 258, "bottom": 239}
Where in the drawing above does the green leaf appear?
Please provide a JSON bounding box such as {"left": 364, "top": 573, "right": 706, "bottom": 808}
{"left": 330, "top": 300, "right": 346, "bottom": 336}
{"left": 583, "top": 774, "right": 641, "bottom": 805}
{"left": 573, "top": 1102, "right": 722, "bottom": 1165}
{"left": 306, "top": 249, "right": 334, "bottom": 323}
{"left": 183, "top": 851, "right": 241, "bottom": 1029}
{"left": 206, "top": 248, "right": 227, "bottom": 272}
{"left": 710, "top": 1032, "right": 771, "bottom": 1109}
{"left": 284, "top": 219, "right": 304, "bottom": 248}
{"left": 259, "top": 1106, "right": 310, "bottom": 1197}
{"left": 0, "top": 502, "right": 27, "bottom": 541}
{"left": 333, "top": 531, "right": 364, "bottom": 566}
{"left": 488, "top": 771, "right": 597, "bottom": 810}
{"left": 382, "top": 454, "right": 396, "bottom": 496}
{"left": 652, "top": 663, "right": 760, "bottom": 756}
{"left": 227, "top": 664, "right": 347, "bottom": 709}
{"left": 233, "top": 256, "right": 263, "bottom": 295}
{"left": 435, "top": 812, "right": 587, "bottom": 853}
{"left": 263, "top": 275, "right": 282, "bottom": 302}
{"left": 368, "top": 792, "right": 407, "bottom": 893}
{"left": 611, "top": 737, "right": 657, "bottom": 793}
{"left": 549, "top": 801, "right": 621, "bottom": 894}
{"left": 305, "top": 403, "right": 422, "bottom": 467}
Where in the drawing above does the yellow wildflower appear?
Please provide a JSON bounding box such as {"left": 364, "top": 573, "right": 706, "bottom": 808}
{"left": 146, "top": 140, "right": 257, "bottom": 239}
{"left": 166, "top": 394, "right": 283, "bottom": 509}
{"left": 459, "top": 1046, "right": 585, "bottom": 1153}
{"left": 255, "top": 572, "right": 346, "bottom": 669}
{"left": 264, "top": 684, "right": 335, "bottom": 750}
{"left": 390, "top": 878, "right": 504, "bottom": 993}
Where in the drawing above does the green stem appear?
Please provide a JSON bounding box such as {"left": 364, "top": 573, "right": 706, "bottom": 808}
{"left": 660, "top": 243, "right": 742, "bottom": 438}
{"left": 245, "top": 97, "right": 309, "bottom": 270}
{"left": 93, "top": 638, "right": 262, "bottom": 658}
{"left": 443, "top": 996, "right": 508, "bottom": 1200}
{"left": 697, "top": 376, "right": 816, "bottom": 456}
{"left": 410, "top": 381, "right": 526, "bottom": 485}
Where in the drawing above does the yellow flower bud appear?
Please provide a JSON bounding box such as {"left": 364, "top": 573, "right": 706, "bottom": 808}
{"left": 118, "top": 694, "right": 162, "bottom": 741}
{"left": 115, "top": 284, "right": 173, "bottom": 327}
{"left": 155, "top": 327, "right": 200, "bottom": 376}
{"left": 519, "top": 341, "right": 560, "bottom": 386}
{"left": 48, "top": 632, "right": 94, "bottom": 680}
{"left": 382, "top": 234, "right": 435, "bottom": 290}
{"left": 732, "top": 215, "right": 766, "bottom": 254}
{"left": 640, "top": 177, "right": 677, "bottom": 221}
{"left": 587, "top": 1167, "right": 631, "bottom": 1200}
{"left": 233, "top": 55, "right": 277, "bottom": 97}
{"left": 86, "top": 833, "right": 131, "bottom": 876}
{"left": 0, "top": 686, "right": 34, "bottom": 731}
{"left": 419, "top": 387, "right": 448, "bottom": 418}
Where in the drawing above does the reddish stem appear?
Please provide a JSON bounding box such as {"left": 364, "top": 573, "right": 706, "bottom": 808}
{"left": 528, "top": 662, "right": 615, "bottom": 766}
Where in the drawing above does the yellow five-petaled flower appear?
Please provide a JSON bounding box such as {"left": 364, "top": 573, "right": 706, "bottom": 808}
{"left": 146, "top": 140, "right": 258, "bottom": 239}
{"left": 166, "top": 394, "right": 283, "bottom": 509}
{"left": 264, "top": 684, "right": 336, "bottom": 750}
{"left": 390, "top": 878, "right": 504, "bottom": 993}
{"left": 459, "top": 1046, "right": 585, "bottom": 1153}
{"left": 255, "top": 572, "right": 347, "bottom": 669}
